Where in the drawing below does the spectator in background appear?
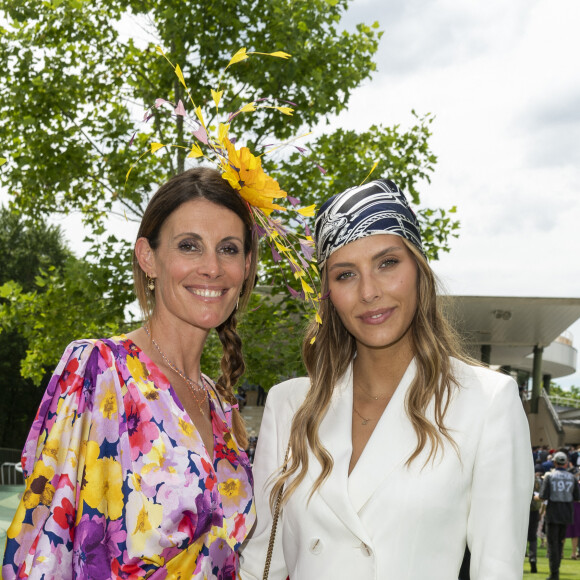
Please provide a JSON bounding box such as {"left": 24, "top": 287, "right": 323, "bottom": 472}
{"left": 540, "top": 451, "right": 580, "bottom": 579}
{"left": 538, "top": 493, "right": 547, "bottom": 549}
{"left": 541, "top": 453, "right": 555, "bottom": 474}
{"left": 569, "top": 445, "right": 579, "bottom": 470}
{"left": 565, "top": 470, "right": 580, "bottom": 560}
{"left": 538, "top": 445, "right": 550, "bottom": 464}
{"left": 236, "top": 383, "right": 248, "bottom": 410}
{"left": 527, "top": 471, "right": 543, "bottom": 573}
{"left": 256, "top": 384, "right": 267, "bottom": 406}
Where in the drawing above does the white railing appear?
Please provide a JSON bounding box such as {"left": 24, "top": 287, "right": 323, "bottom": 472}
{"left": 541, "top": 389, "right": 565, "bottom": 434}
{"left": 548, "top": 394, "right": 580, "bottom": 409}
{"left": 1, "top": 461, "right": 24, "bottom": 485}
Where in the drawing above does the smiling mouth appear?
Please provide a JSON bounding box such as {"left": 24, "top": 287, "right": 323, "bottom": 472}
{"left": 358, "top": 307, "right": 395, "bottom": 323}
{"left": 190, "top": 288, "right": 225, "bottom": 298}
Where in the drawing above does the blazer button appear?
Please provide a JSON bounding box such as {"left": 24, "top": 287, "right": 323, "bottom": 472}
{"left": 360, "top": 542, "right": 372, "bottom": 557}
{"left": 309, "top": 538, "right": 323, "bottom": 554}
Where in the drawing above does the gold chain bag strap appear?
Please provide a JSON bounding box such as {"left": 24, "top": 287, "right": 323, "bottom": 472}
{"left": 262, "top": 442, "right": 291, "bottom": 580}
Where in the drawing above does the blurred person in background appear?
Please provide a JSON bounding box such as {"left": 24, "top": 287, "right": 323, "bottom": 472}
{"left": 540, "top": 451, "right": 580, "bottom": 579}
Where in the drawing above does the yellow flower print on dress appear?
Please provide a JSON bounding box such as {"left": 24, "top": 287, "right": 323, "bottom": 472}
{"left": 4, "top": 337, "right": 256, "bottom": 577}
{"left": 99, "top": 390, "right": 118, "bottom": 420}
{"left": 7, "top": 460, "right": 54, "bottom": 539}
{"left": 126, "top": 352, "right": 149, "bottom": 385}
{"left": 22, "top": 460, "right": 55, "bottom": 510}
{"left": 80, "top": 440, "right": 124, "bottom": 521}
{"left": 126, "top": 490, "right": 164, "bottom": 557}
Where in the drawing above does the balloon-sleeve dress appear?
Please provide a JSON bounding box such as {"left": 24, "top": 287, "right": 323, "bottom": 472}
{"left": 2, "top": 335, "right": 256, "bottom": 579}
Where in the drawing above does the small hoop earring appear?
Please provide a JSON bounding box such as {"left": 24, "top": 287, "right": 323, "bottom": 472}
{"left": 147, "top": 275, "right": 155, "bottom": 292}
{"left": 236, "top": 284, "right": 245, "bottom": 311}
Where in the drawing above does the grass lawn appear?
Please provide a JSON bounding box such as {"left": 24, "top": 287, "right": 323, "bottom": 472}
{"left": 523, "top": 542, "right": 580, "bottom": 578}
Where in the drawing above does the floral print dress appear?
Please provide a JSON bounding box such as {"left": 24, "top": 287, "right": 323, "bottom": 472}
{"left": 2, "top": 336, "right": 256, "bottom": 579}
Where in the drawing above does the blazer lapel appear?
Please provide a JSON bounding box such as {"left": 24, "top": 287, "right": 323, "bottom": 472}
{"left": 348, "top": 359, "right": 418, "bottom": 513}
{"left": 311, "top": 365, "right": 372, "bottom": 543}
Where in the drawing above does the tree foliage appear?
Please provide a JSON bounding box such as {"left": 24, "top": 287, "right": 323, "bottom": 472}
{"left": 0, "top": 209, "right": 128, "bottom": 447}
{"left": 0, "top": 208, "right": 69, "bottom": 447}
{"left": 200, "top": 290, "right": 306, "bottom": 389}
{"left": 1, "top": 0, "right": 382, "bottom": 224}
{"left": 549, "top": 382, "right": 580, "bottom": 402}
{"left": 0, "top": 0, "right": 459, "bottom": 389}
{"left": 0, "top": 244, "right": 132, "bottom": 385}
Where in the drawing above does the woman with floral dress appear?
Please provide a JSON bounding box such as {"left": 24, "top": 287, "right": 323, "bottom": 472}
{"left": 3, "top": 168, "right": 260, "bottom": 579}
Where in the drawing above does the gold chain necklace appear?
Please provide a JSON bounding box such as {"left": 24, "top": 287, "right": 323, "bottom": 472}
{"left": 143, "top": 325, "right": 207, "bottom": 415}
{"left": 357, "top": 381, "right": 390, "bottom": 401}
{"left": 353, "top": 405, "right": 372, "bottom": 426}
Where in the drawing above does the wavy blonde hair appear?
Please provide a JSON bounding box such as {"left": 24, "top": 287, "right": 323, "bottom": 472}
{"left": 133, "top": 167, "right": 258, "bottom": 448}
{"left": 270, "top": 238, "right": 469, "bottom": 507}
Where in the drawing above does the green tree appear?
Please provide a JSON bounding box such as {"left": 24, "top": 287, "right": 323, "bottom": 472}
{"left": 0, "top": 208, "right": 128, "bottom": 447}
{"left": 0, "top": 241, "right": 133, "bottom": 386}
{"left": 200, "top": 290, "right": 307, "bottom": 388}
{"left": 548, "top": 382, "right": 580, "bottom": 402}
{"left": 0, "top": 0, "right": 458, "bottom": 388}
{"left": 0, "top": 0, "right": 383, "bottom": 225}
{"left": 0, "top": 208, "right": 68, "bottom": 447}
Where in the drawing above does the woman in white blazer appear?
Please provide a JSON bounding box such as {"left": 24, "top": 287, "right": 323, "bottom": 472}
{"left": 240, "top": 179, "right": 533, "bottom": 580}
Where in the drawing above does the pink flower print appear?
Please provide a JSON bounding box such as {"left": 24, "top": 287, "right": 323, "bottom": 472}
{"left": 200, "top": 457, "right": 217, "bottom": 491}
{"left": 125, "top": 397, "right": 160, "bottom": 461}
{"left": 216, "top": 461, "right": 252, "bottom": 518}
{"left": 59, "top": 356, "right": 80, "bottom": 395}
{"left": 56, "top": 472, "right": 75, "bottom": 492}
{"left": 177, "top": 510, "right": 196, "bottom": 538}
{"left": 214, "top": 442, "right": 237, "bottom": 464}
{"left": 11, "top": 505, "right": 50, "bottom": 568}
{"left": 53, "top": 497, "right": 75, "bottom": 531}
{"left": 232, "top": 513, "right": 247, "bottom": 544}
{"left": 144, "top": 362, "right": 171, "bottom": 392}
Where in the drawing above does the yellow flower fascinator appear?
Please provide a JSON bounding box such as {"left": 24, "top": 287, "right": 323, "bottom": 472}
{"left": 126, "top": 46, "right": 322, "bottom": 316}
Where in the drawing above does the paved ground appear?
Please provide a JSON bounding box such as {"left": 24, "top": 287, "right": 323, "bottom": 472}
{"left": 0, "top": 406, "right": 266, "bottom": 563}
{"left": 241, "top": 404, "right": 265, "bottom": 438}
{"left": 0, "top": 484, "right": 24, "bottom": 562}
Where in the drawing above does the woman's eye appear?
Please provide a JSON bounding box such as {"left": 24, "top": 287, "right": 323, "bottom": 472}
{"left": 336, "top": 271, "right": 354, "bottom": 281}
{"left": 380, "top": 258, "right": 399, "bottom": 269}
{"left": 219, "top": 244, "right": 240, "bottom": 255}
{"left": 178, "top": 240, "right": 200, "bottom": 252}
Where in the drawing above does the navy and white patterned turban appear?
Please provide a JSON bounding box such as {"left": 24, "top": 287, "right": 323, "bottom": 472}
{"left": 314, "top": 179, "right": 425, "bottom": 268}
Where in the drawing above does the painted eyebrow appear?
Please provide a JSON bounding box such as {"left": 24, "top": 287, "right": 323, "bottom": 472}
{"left": 327, "top": 245, "right": 404, "bottom": 271}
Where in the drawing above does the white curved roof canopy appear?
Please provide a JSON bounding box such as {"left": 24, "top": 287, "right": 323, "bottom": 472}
{"left": 441, "top": 296, "right": 580, "bottom": 378}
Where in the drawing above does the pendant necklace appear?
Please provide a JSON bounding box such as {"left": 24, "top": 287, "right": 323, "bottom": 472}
{"left": 143, "top": 325, "right": 207, "bottom": 415}
{"left": 353, "top": 405, "right": 371, "bottom": 426}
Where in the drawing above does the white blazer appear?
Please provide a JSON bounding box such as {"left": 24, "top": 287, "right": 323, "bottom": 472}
{"left": 240, "top": 358, "right": 533, "bottom": 579}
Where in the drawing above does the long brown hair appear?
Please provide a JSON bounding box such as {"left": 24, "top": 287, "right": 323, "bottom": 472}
{"left": 271, "top": 238, "right": 468, "bottom": 506}
{"left": 133, "top": 167, "right": 258, "bottom": 447}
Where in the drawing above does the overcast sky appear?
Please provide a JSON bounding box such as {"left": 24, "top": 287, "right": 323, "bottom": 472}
{"left": 3, "top": 0, "right": 579, "bottom": 388}
{"left": 334, "top": 0, "right": 580, "bottom": 388}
